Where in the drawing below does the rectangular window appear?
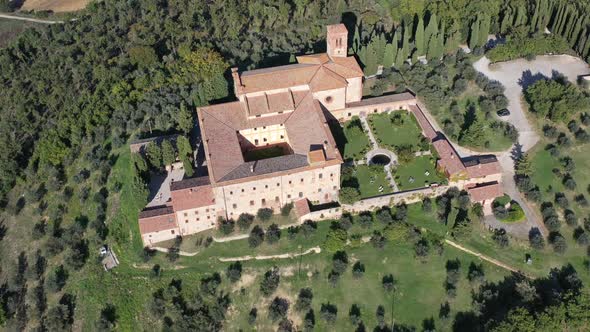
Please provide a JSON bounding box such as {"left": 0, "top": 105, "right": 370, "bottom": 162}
{"left": 250, "top": 200, "right": 255, "bottom": 206}
{"left": 265, "top": 185, "right": 268, "bottom": 189}
{"left": 253, "top": 187, "right": 256, "bottom": 191}
{"left": 183, "top": 213, "right": 187, "bottom": 217}
{"left": 319, "top": 173, "right": 323, "bottom": 179}
{"left": 275, "top": 196, "right": 280, "bottom": 202}
{"left": 185, "top": 220, "right": 188, "bottom": 223}
{"left": 299, "top": 192, "right": 303, "bottom": 198}
{"left": 287, "top": 194, "right": 291, "bottom": 199}
{"left": 232, "top": 204, "right": 237, "bottom": 209}
{"left": 261, "top": 198, "right": 266, "bottom": 206}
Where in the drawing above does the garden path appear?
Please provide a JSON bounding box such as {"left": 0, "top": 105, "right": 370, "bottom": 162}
{"left": 218, "top": 246, "right": 321, "bottom": 262}
{"left": 358, "top": 115, "right": 400, "bottom": 192}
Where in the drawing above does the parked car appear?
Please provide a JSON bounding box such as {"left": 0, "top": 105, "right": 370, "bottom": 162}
{"left": 497, "top": 109, "right": 511, "bottom": 117}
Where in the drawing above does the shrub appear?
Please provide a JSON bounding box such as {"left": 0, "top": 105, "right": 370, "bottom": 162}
{"left": 295, "top": 288, "right": 313, "bottom": 312}
{"left": 277, "top": 318, "right": 294, "bottom": 332}
{"left": 370, "top": 231, "right": 387, "bottom": 249}
{"left": 226, "top": 262, "right": 242, "bottom": 283}
{"left": 323, "top": 228, "right": 347, "bottom": 253}
{"left": 422, "top": 197, "right": 432, "bottom": 212}
{"left": 382, "top": 274, "right": 396, "bottom": 292}
{"left": 320, "top": 303, "right": 338, "bottom": 324}
{"left": 529, "top": 228, "right": 545, "bottom": 250}
{"left": 249, "top": 226, "right": 265, "bottom": 248}
{"left": 376, "top": 207, "right": 393, "bottom": 224}
{"left": 237, "top": 213, "right": 255, "bottom": 230}
{"left": 414, "top": 238, "right": 430, "bottom": 258}
{"left": 352, "top": 261, "right": 365, "bottom": 279}
{"left": 218, "top": 217, "right": 235, "bottom": 235}
{"left": 266, "top": 223, "right": 281, "bottom": 244}
{"left": 358, "top": 212, "right": 373, "bottom": 228}
{"left": 303, "top": 309, "right": 315, "bottom": 332}
{"left": 260, "top": 267, "right": 280, "bottom": 296}
{"left": 492, "top": 228, "right": 510, "bottom": 248}
{"left": 257, "top": 208, "right": 273, "bottom": 221}
{"left": 301, "top": 220, "right": 317, "bottom": 238}
{"left": 349, "top": 304, "right": 362, "bottom": 326}
{"left": 565, "top": 210, "right": 577, "bottom": 227}
{"left": 339, "top": 187, "right": 361, "bottom": 204}
{"left": 268, "top": 297, "right": 289, "bottom": 321}
{"left": 575, "top": 229, "right": 590, "bottom": 246}
{"left": 550, "top": 232, "right": 568, "bottom": 254}
{"left": 339, "top": 213, "right": 353, "bottom": 230}
{"left": 332, "top": 251, "right": 349, "bottom": 274}
{"left": 467, "top": 262, "right": 485, "bottom": 284}
{"left": 248, "top": 308, "right": 257, "bottom": 325}
{"left": 287, "top": 226, "right": 299, "bottom": 240}
{"left": 281, "top": 203, "right": 293, "bottom": 216}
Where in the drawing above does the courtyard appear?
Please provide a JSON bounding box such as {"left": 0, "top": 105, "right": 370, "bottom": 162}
{"left": 393, "top": 156, "right": 446, "bottom": 191}
{"left": 368, "top": 110, "right": 425, "bottom": 152}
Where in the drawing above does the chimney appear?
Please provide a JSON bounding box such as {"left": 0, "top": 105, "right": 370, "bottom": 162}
{"left": 231, "top": 67, "right": 244, "bottom": 96}
{"left": 250, "top": 161, "right": 257, "bottom": 173}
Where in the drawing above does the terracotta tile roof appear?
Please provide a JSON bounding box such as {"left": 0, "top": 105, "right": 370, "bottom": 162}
{"left": 170, "top": 176, "right": 211, "bottom": 191}
{"left": 467, "top": 182, "right": 503, "bottom": 202}
{"left": 465, "top": 156, "right": 502, "bottom": 179}
{"left": 308, "top": 149, "right": 326, "bottom": 164}
{"left": 170, "top": 183, "right": 216, "bottom": 211}
{"left": 198, "top": 90, "right": 342, "bottom": 184}
{"left": 236, "top": 54, "right": 362, "bottom": 95}
{"left": 239, "top": 63, "right": 319, "bottom": 94}
{"left": 138, "top": 206, "right": 177, "bottom": 234}
{"left": 346, "top": 92, "right": 416, "bottom": 108}
{"left": 267, "top": 91, "right": 295, "bottom": 113}
{"left": 294, "top": 198, "right": 311, "bottom": 217}
{"left": 433, "top": 138, "right": 465, "bottom": 176}
{"left": 409, "top": 104, "right": 438, "bottom": 141}
{"left": 327, "top": 23, "right": 348, "bottom": 35}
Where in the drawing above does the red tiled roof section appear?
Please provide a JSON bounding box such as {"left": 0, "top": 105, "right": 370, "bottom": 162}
{"left": 294, "top": 199, "right": 311, "bottom": 217}
{"left": 433, "top": 139, "right": 465, "bottom": 176}
{"left": 409, "top": 105, "right": 438, "bottom": 141}
{"left": 236, "top": 54, "right": 362, "bottom": 95}
{"left": 170, "top": 183, "right": 216, "bottom": 211}
{"left": 467, "top": 182, "right": 503, "bottom": 202}
{"left": 308, "top": 149, "right": 326, "bottom": 164}
{"left": 326, "top": 57, "right": 363, "bottom": 77}
{"left": 239, "top": 64, "right": 319, "bottom": 94}
{"left": 285, "top": 94, "right": 340, "bottom": 160}
{"left": 309, "top": 66, "right": 348, "bottom": 92}
{"left": 466, "top": 160, "right": 502, "bottom": 179}
{"left": 138, "top": 206, "right": 177, "bottom": 234}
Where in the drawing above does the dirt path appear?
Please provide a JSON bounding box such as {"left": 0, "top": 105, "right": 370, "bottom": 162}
{"left": 0, "top": 12, "right": 65, "bottom": 24}
{"left": 151, "top": 246, "right": 199, "bottom": 257}
{"left": 218, "top": 246, "right": 321, "bottom": 262}
{"left": 213, "top": 221, "right": 301, "bottom": 243}
{"left": 445, "top": 239, "right": 531, "bottom": 277}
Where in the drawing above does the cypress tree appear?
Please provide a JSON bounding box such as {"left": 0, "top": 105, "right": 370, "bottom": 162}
{"left": 365, "top": 41, "right": 379, "bottom": 76}
{"left": 358, "top": 46, "right": 368, "bottom": 70}
{"left": 384, "top": 43, "right": 395, "bottom": 68}
{"left": 425, "top": 13, "right": 438, "bottom": 50}
{"left": 390, "top": 30, "right": 400, "bottom": 64}
{"left": 352, "top": 25, "right": 361, "bottom": 54}
{"left": 531, "top": 1, "right": 540, "bottom": 33}
{"left": 500, "top": 9, "right": 513, "bottom": 34}
{"left": 469, "top": 17, "right": 480, "bottom": 49}
{"left": 375, "top": 33, "right": 387, "bottom": 66}
{"left": 568, "top": 16, "right": 583, "bottom": 49}
{"left": 415, "top": 17, "right": 425, "bottom": 55}
{"left": 478, "top": 15, "right": 491, "bottom": 47}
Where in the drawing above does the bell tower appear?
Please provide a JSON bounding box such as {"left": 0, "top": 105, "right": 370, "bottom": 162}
{"left": 327, "top": 24, "right": 348, "bottom": 58}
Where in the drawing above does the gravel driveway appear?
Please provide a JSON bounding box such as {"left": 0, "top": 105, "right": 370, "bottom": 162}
{"left": 472, "top": 55, "right": 590, "bottom": 237}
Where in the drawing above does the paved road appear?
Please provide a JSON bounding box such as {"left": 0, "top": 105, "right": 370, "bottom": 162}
{"left": 0, "top": 12, "right": 65, "bottom": 24}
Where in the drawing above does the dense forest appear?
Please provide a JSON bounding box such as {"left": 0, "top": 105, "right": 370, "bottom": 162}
{"left": 2, "top": 0, "right": 590, "bottom": 330}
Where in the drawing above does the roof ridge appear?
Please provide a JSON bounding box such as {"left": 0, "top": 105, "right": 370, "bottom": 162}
{"left": 241, "top": 63, "right": 318, "bottom": 77}
{"left": 320, "top": 64, "right": 349, "bottom": 84}
{"left": 283, "top": 90, "right": 314, "bottom": 124}
{"left": 329, "top": 57, "right": 364, "bottom": 75}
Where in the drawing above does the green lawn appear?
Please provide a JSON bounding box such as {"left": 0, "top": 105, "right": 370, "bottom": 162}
{"left": 341, "top": 117, "right": 371, "bottom": 160}
{"left": 369, "top": 111, "right": 423, "bottom": 151}
{"left": 355, "top": 164, "right": 393, "bottom": 198}
{"left": 393, "top": 156, "right": 446, "bottom": 191}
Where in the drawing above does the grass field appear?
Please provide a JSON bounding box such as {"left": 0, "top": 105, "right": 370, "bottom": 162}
{"left": 369, "top": 111, "right": 423, "bottom": 151}
{"left": 0, "top": 18, "right": 41, "bottom": 48}
{"left": 341, "top": 117, "right": 371, "bottom": 160}
{"left": 393, "top": 156, "right": 446, "bottom": 191}
{"left": 355, "top": 164, "right": 392, "bottom": 198}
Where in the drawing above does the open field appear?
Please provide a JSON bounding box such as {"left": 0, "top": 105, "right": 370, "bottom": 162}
{"left": 21, "top": 0, "right": 89, "bottom": 12}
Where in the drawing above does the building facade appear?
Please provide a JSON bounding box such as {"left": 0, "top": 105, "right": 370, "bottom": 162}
{"left": 137, "top": 24, "right": 504, "bottom": 246}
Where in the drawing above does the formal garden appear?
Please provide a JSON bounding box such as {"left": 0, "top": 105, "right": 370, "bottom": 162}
{"left": 393, "top": 156, "right": 446, "bottom": 191}
{"left": 341, "top": 117, "right": 371, "bottom": 161}
{"left": 368, "top": 111, "right": 426, "bottom": 153}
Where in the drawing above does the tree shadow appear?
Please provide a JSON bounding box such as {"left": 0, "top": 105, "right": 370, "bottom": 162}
{"left": 517, "top": 70, "right": 549, "bottom": 89}
{"left": 510, "top": 141, "right": 524, "bottom": 162}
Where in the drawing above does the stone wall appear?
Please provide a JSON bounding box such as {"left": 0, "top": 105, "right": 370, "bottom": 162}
{"left": 342, "top": 185, "right": 451, "bottom": 213}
